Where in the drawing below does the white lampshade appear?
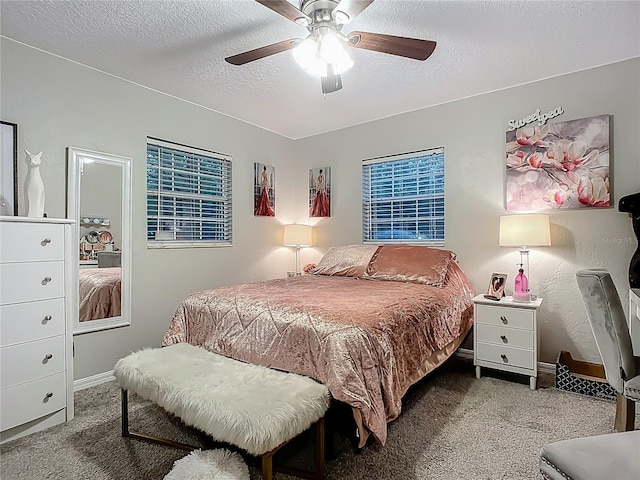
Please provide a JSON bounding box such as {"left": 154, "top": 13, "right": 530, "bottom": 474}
{"left": 499, "top": 214, "right": 551, "bottom": 248}
{"left": 283, "top": 224, "right": 313, "bottom": 247}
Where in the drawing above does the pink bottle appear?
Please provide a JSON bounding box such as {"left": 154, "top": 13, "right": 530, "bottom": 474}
{"left": 514, "top": 268, "right": 530, "bottom": 302}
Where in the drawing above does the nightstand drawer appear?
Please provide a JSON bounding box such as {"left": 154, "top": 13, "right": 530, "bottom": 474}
{"left": 476, "top": 342, "right": 534, "bottom": 369}
{"left": 476, "top": 305, "right": 534, "bottom": 330}
{"left": 475, "top": 324, "right": 534, "bottom": 349}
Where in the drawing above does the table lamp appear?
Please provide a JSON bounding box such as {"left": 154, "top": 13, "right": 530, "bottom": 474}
{"left": 499, "top": 214, "right": 551, "bottom": 302}
{"left": 283, "top": 224, "right": 313, "bottom": 275}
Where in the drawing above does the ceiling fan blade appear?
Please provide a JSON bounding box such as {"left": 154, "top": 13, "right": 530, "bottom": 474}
{"left": 332, "top": 0, "right": 374, "bottom": 24}
{"left": 255, "top": 0, "right": 310, "bottom": 25}
{"left": 321, "top": 66, "right": 342, "bottom": 94}
{"left": 225, "top": 38, "right": 301, "bottom": 66}
{"left": 348, "top": 31, "right": 437, "bottom": 61}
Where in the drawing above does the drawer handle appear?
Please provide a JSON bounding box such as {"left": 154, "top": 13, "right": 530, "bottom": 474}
{"left": 500, "top": 335, "right": 508, "bottom": 343}
{"left": 44, "top": 353, "right": 53, "bottom": 360}
{"left": 41, "top": 238, "right": 52, "bottom": 246}
{"left": 42, "top": 315, "right": 52, "bottom": 324}
{"left": 500, "top": 354, "right": 509, "bottom": 363}
{"left": 42, "top": 277, "right": 52, "bottom": 284}
{"left": 501, "top": 316, "right": 508, "bottom": 324}
{"left": 44, "top": 392, "right": 54, "bottom": 401}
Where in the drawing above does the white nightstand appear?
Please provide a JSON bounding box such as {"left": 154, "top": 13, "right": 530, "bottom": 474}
{"left": 473, "top": 294, "right": 542, "bottom": 390}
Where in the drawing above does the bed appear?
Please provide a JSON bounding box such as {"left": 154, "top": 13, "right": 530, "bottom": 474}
{"left": 79, "top": 267, "right": 122, "bottom": 321}
{"left": 162, "top": 245, "right": 474, "bottom": 447}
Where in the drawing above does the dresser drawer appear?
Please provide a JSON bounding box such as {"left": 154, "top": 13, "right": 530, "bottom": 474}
{"left": 1, "top": 336, "right": 65, "bottom": 388}
{"left": 476, "top": 342, "right": 535, "bottom": 370}
{"left": 475, "top": 324, "right": 535, "bottom": 350}
{"left": 0, "top": 299, "right": 65, "bottom": 346}
{"left": 0, "top": 261, "right": 65, "bottom": 305}
{"left": 476, "top": 305, "right": 534, "bottom": 330}
{"left": 0, "top": 222, "right": 64, "bottom": 263}
{"left": 0, "top": 372, "right": 66, "bottom": 431}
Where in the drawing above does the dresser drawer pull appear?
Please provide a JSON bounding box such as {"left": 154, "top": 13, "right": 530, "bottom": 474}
{"left": 501, "top": 316, "right": 508, "bottom": 324}
{"left": 500, "top": 335, "right": 508, "bottom": 343}
{"left": 42, "top": 315, "right": 52, "bottom": 324}
{"left": 41, "top": 238, "right": 52, "bottom": 246}
{"left": 500, "top": 354, "right": 508, "bottom": 363}
{"left": 43, "top": 353, "right": 54, "bottom": 362}
{"left": 44, "top": 392, "right": 54, "bottom": 402}
{"left": 42, "top": 276, "right": 52, "bottom": 284}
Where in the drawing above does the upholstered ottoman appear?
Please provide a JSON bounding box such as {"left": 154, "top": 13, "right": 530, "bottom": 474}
{"left": 539, "top": 430, "right": 640, "bottom": 480}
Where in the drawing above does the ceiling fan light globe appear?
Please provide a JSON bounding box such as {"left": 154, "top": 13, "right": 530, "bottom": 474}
{"left": 331, "top": 55, "right": 353, "bottom": 75}
{"left": 305, "top": 58, "right": 328, "bottom": 77}
{"left": 292, "top": 37, "right": 319, "bottom": 69}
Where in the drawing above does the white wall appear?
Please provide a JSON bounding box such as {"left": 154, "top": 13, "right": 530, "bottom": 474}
{"left": 295, "top": 58, "right": 640, "bottom": 364}
{"left": 1, "top": 38, "right": 300, "bottom": 379}
{"left": 3, "top": 36, "right": 638, "bottom": 376}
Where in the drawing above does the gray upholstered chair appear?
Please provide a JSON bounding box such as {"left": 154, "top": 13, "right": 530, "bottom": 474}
{"left": 576, "top": 268, "right": 640, "bottom": 431}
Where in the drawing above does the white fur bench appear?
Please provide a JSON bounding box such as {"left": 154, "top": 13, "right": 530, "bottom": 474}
{"left": 114, "top": 343, "right": 330, "bottom": 480}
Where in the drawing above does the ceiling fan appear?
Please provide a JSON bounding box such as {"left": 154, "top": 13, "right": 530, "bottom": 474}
{"left": 225, "top": 0, "right": 437, "bottom": 94}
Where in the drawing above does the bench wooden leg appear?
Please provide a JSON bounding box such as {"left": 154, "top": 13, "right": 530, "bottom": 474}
{"left": 120, "top": 388, "right": 199, "bottom": 451}
{"left": 315, "top": 417, "right": 325, "bottom": 480}
{"left": 614, "top": 393, "right": 636, "bottom": 432}
{"left": 261, "top": 452, "right": 274, "bottom": 480}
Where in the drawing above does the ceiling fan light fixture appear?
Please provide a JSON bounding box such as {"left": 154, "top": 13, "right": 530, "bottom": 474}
{"left": 293, "top": 29, "right": 353, "bottom": 77}
{"left": 333, "top": 10, "right": 350, "bottom": 24}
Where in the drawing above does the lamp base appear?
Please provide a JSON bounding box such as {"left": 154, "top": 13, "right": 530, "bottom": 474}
{"left": 513, "top": 291, "right": 532, "bottom": 303}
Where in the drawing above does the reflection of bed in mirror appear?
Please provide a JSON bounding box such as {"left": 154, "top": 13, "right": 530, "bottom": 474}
{"left": 79, "top": 267, "right": 122, "bottom": 321}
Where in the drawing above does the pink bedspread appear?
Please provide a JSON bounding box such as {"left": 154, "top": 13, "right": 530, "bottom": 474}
{"left": 162, "top": 262, "right": 474, "bottom": 446}
{"left": 79, "top": 267, "right": 122, "bottom": 321}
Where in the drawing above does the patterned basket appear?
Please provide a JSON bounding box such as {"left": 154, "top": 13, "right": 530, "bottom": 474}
{"left": 555, "top": 351, "right": 616, "bottom": 401}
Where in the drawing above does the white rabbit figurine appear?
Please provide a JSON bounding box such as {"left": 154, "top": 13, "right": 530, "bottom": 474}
{"left": 24, "top": 150, "right": 45, "bottom": 218}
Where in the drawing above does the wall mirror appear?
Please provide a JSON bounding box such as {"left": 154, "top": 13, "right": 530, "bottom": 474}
{"left": 67, "top": 147, "right": 131, "bottom": 334}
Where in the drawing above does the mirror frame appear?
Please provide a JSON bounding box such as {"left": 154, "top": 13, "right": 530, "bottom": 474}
{"left": 67, "top": 146, "right": 131, "bottom": 334}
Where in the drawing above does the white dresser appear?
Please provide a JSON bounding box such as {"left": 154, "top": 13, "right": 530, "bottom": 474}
{"left": 473, "top": 294, "right": 542, "bottom": 390}
{"left": 0, "top": 217, "right": 75, "bottom": 443}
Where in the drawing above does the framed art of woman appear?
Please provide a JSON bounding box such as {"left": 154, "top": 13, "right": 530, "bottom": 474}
{"left": 254, "top": 163, "right": 275, "bottom": 217}
{"left": 309, "top": 167, "right": 330, "bottom": 217}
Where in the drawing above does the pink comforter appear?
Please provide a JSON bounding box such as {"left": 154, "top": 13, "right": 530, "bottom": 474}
{"left": 162, "top": 262, "right": 474, "bottom": 446}
{"left": 79, "top": 267, "right": 122, "bottom": 321}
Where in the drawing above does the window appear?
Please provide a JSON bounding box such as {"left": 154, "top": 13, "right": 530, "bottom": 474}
{"left": 362, "top": 148, "right": 444, "bottom": 245}
{"left": 146, "top": 138, "right": 232, "bottom": 247}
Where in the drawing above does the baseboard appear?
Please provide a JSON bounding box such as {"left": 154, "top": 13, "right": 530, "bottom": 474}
{"left": 456, "top": 349, "right": 556, "bottom": 375}
{"left": 74, "top": 371, "right": 115, "bottom": 392}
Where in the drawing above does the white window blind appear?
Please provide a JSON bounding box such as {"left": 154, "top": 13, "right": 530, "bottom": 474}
{"left": 362, "top": 148, "right": 444, "bottom": 245}
{"left": 147, "top": 138, "right": 232, "bottom": 248}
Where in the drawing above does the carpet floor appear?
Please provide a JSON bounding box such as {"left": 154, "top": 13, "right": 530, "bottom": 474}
{"left": 0, "top": 357, "right": 631, "bottom": 480}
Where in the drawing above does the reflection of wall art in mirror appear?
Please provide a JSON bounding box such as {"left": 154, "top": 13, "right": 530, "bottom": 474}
{"left": 67, "top": 146, "right": 131, "bottom": 335}
{"left": 0, "top": 121, "right": 18, "bottom": 216}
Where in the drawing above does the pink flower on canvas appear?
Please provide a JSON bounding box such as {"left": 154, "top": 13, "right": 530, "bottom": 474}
{"left": 546, "top": 140, "right": 599, "bottom": 172}
{"left": 543, "top": 185, "right": 569, "bottom": 206}
{"left": 507, "top": 151, "right": 544, "bottom": 170}
{"left": 577, "top": 176, "right": 610, "bottom": 207}
{"left": 506, "top": 126, "right": 550, "bottom": 151}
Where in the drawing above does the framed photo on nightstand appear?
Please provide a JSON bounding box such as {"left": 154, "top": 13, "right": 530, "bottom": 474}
{"left": 487, "top": 273, "right": 507, "bottom": 299}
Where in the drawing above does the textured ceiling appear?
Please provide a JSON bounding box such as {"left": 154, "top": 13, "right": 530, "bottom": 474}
{"left": 1, "top": 0, "right": 639, "bottom": 139}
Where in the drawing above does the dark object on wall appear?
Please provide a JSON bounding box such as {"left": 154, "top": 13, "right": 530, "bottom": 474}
{"left": 1, "top": 121, "right": 18, "bottom": 216}
{"left": 555, "top": 351, "right": 616, "bottom": 401}
{"left": 619, "top": 192, "right": 640, "bottom": 288}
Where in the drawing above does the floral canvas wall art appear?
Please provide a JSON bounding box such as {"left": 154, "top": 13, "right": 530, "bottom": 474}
{"left": 254, "top": 162, "right": 275, "bottom": 216}
{"left": 506, "top": 114, "right": 610, "bottom": 212}
{"left": 309, "top": 167, "right": 331, "bottom": 217}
